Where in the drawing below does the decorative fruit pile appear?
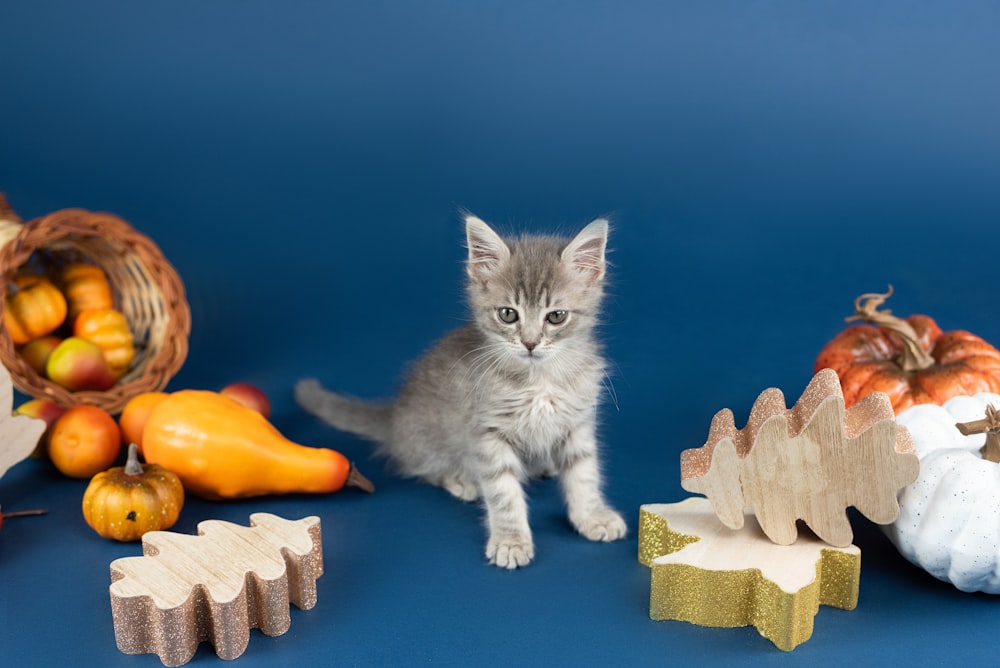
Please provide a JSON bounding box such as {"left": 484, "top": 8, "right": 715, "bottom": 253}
{"left": 4, "top": 262, "right": 134, "bottom": 391}
{"left": 11, "top": 381, "right": 372, "bottom": 543}
{"left": 0, "top": 203, "right": 370, "bottom": 551}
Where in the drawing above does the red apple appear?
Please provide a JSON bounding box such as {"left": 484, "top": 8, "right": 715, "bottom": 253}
{"left": 14, "top": 398, "right": 66, "bottom": 459}
{"left": 220, "top": 382, "right": 271, "bottom": 418}
{"left": 18, "top": 335, "right": 62, "bottom": 375}
{"left": 45, "top": 337, "right": 118, "bottom": 391}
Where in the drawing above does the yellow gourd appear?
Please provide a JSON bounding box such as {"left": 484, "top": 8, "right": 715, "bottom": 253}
{"left": 141, "top": 390, "right": 373, "bottom": 500}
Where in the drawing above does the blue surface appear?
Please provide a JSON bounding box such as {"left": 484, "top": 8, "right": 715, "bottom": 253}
{"left": 2, "top": 2, "right": 999, "bottom": 666}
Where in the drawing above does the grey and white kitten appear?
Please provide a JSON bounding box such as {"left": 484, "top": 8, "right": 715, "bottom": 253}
{"left": 295, "top": 215, "right": 626, "bottom": 569}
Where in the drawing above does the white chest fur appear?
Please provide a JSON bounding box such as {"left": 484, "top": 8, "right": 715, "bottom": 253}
{"left": 488, "top": 370, "right": 597, "bottom": 453}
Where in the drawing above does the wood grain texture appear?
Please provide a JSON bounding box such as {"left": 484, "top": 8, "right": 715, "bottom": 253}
{"left": 0, "top": 364, "right": 46, "bottom": 480}
{"left": 109, "top": 513, "right": 323, "bottom": 667}
{"left": 680, "top": 368, "right": 918, "bottom": 546}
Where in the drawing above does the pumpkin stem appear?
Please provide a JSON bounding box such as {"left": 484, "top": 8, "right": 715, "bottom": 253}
{"left": 124, "top": 443, "right": 144, "bottom": 476}
{"left": 346, "top": 463, "right": 375, "bottom": 493}
{"left": 846, "top": 285, "right": 936, "bottom": 372}
{"left": 956, "top": 404, "right": 1000, "bottom": 463}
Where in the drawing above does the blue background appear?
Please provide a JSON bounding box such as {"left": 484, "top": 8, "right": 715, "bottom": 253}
{"left": 2, "top": 2, "right": 999, "bottom": 666}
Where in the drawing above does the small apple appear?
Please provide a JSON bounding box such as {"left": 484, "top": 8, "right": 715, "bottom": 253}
{"left": 18, "top": 335, "right": 62, "bottom": 375}
{"left": 48, "top": 404, "right": 121, "bottom": 478}
{"left": 118, "top": 391, "right": 169, "bottom": 454}
{"left": 45, "top": 337, "right": 118, "bottom": 392}
{"left": 14, "top": 398, "right": 66, "bottom": 459}
{"left": 220, "top": 382, "right": 271, "bottom": 418}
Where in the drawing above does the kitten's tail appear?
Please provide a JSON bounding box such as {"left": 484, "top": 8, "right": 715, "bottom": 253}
{"left": 295, "top": 378, "right": 393, "bottom": 444}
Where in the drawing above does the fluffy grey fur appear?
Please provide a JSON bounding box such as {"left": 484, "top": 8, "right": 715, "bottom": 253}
{"left": 296, "top": 215, "right": 626, "bottom": 569}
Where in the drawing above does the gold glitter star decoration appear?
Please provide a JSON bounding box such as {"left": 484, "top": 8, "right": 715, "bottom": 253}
{"left": 638, "top": 369, "right": 918, "bottom": 650}
{"left": 638, "top": 497, "right": 860, "bottom": 652}
{"left": 108, "top": 513, "right": 323, "bottom": 667}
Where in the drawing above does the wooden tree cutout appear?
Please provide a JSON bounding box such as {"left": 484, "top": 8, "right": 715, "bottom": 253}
{"left": 0, "top": 364, "right": 46, "bottom": 480}
{"left": 109, "top": 513, "right": 323, "bottom": 667}
{"left": 680, "top": 368, "right": 919, "bottom": 547}
{"left": 638, "top": 497, "right": 861, "bottom": 651}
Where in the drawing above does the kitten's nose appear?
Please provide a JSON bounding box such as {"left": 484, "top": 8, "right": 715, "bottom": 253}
{"left": 523, "top": 340, "right": 538, "bottom": 352}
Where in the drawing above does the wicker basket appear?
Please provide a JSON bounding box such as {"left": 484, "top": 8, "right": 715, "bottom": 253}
{"left": 0, "top": 195, "right": 190, "bottom": 413}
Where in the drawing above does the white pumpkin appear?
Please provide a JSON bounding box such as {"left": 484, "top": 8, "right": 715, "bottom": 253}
{"left": 886, "top": 392, "right": 1000, "bottom": 593}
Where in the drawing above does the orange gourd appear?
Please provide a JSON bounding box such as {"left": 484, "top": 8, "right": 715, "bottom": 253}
{"left": 73, "top": 307, "right": 135, "bottom": 377}
{"left": 82, "top": 443, "right": 184, "bottom": 541}
{"left": 3, "top": 275, "right": 67, "bottom": 345}
{"left": 59, "top": 263, "right": 113, "bottom": 322}
{"left": 815, "top": 287, "right": 1000, "bottom": 413}
{"left": 141, "top": 390, "right": 373, "bottom": 500}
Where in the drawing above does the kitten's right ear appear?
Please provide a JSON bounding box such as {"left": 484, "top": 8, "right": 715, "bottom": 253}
{"left": 465, "top": 215, "right": 510, "bottom": 283}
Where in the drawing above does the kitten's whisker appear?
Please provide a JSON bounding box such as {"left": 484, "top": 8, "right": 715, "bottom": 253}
{"left": 602, "top": 371, "right": 620, "bottom": 411}
{"left": 448, "top": 343, "right": 503, "bottom": 380}
{"left": 455, "top": 341, "right": 509, "bottom": 401}
{"left": 476, "top": 346, "right": 510, "bottom": 388}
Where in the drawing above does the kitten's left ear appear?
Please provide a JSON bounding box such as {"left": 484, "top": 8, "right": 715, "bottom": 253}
{"left": 562, "top": 218, "right": 609, "bottom": 285}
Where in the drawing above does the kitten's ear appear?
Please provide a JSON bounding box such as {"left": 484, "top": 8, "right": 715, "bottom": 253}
{"left": 562, "top": 218, "right": 609, "bottom": 285}
{"left": 465, "top": 215, "right": 510, "bottom": 282}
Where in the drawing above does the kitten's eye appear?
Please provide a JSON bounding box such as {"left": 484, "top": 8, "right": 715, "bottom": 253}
{"left": 546, "top": 310, "right": 568, "bottom": 325}
{"left": 497, "top": 307, "right": 519, "bottom": 324}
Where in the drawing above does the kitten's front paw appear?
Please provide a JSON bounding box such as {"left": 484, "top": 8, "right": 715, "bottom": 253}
{"left": 486, "top": 532, "right": 535, "bottom": 569}
{"left": 573, "top": 507, "right": 627, "bottom": 542}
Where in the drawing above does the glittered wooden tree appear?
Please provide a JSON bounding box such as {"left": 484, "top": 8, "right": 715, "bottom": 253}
{"left": 0, "top": 364, "right": 46, "bottom": 481}
{"left": 109, "top": 513, "right": 323, "bottom": 667}
{"left": 680, "top": 368, "right": 919, "bottom": 547}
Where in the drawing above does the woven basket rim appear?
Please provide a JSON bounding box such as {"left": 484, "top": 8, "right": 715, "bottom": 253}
{"left": 0, "top": 203, "right": 190, "bottom": 413}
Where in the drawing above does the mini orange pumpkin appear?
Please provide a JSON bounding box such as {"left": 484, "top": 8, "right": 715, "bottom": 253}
{"left": 81, "top": 443, "right": 184, "bottom": 541}
{"left": 815, "top": 286, "right": 1000, "bottom": 413}
{"left": 3, "top": 274, "right": 67, "bottom": 345}
{"left": 73, "top": 307, "right": 135, "bottom": 377}
{"left": 59, "top": 263, "right": 113, "bottom": 323}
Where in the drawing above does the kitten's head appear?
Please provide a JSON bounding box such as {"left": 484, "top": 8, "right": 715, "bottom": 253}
{"left": 464, "top": 214, "right": 608, "bottom": 365}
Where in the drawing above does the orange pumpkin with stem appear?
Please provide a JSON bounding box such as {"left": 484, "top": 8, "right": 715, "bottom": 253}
{"left": 81, "top": 443, "right": 184, "bottom": 541}
{"left": 815, "top": 286, "right": 1000, "bottom": 413}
